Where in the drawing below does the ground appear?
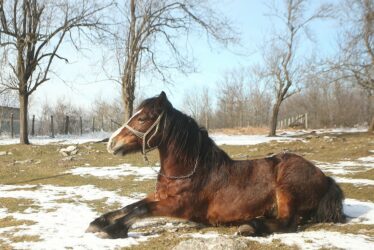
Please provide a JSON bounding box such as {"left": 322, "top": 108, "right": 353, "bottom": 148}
{"left": 0, "top": 129, "right": 373, "bottom": 249}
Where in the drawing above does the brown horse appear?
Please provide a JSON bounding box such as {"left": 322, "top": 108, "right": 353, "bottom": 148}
{"left": 86, "top": 91, "right": 345, "bottom": 239}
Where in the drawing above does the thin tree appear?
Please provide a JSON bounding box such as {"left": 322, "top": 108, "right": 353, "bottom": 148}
{"left": 113, "top": 0, "right": 236, "bottom": 120}
{"left": 259, "top": 0, "right": 333, "bottom": 136}
{"left": 0, "top": 0, "right": 112, "bottom": 144}
{"left": 337, "top": 0, "right": 374, "bottom": 131}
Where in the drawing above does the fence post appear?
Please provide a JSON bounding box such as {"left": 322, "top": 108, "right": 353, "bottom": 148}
{"left": 10, "top": 113, "right": 14, "bottom": 138}
{"left": 305, "top": 113, "right": 308, "bottom": 130}
{"left": 92, "top": 117, "right": 95, "bottom": 133}
{"left": 31, "top": 115, "right": 35, "bottom": 136}
{"left": 50, "top": 115, "right": 54, "bottom": 138}
{"left": 79, "top": 116, "right": 83, "bottom": 136}
{"left": 64, "top": 115, "right": 69, "bottom": 135}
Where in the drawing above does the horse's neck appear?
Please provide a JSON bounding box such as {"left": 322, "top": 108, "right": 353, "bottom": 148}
{"left": 158, "top": 146, "right": 197, "bottom": 178}
{"left": 157, "top": 134, "right": 232, "bottom": 179}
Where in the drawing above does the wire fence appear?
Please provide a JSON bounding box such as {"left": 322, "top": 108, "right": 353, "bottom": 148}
{"left": 0, "top": 114, "right": 122, "bottom": 138}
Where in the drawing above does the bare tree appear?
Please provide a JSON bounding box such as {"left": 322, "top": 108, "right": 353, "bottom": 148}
{"left": 0, "top": 0, "right": 112, "bottom": 144}
{"left": 259, "top": 0, "right": 333, "bottom": 136}
{"left": 337, "top": 0, "right": 374, "bottom": 131}
{"left": 112, "top": 0, "right": 236, "bottom": 121}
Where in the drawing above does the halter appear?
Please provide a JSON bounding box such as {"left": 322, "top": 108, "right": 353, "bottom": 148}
{"left": 124, "top": 110, "right": 165, "bottom": 162}
{"left": 124, "top": 109, "right": 200, "bottom": 180}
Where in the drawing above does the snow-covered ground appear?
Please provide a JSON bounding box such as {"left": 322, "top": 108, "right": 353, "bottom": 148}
{"left": 1, "top": 152, "right": 374, "bottom": 250}
{"left": 1, "top": 130, "right": 373, "bottom": 249}
{"left": 0, "top": 127, "right": 368, "bottom": 146}
{"left": 0, "top": 184, "right": 150, "bottom": 250}
{"left": 68, "top": 164, "right": 158, "bottom": 181}
{"left": 0, "top": 131, "right": 111, "bottom": 145}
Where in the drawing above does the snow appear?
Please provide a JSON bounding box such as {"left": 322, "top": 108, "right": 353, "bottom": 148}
{"left": 211, "top": 134, "right": 298, "bottom": 145}
{"left": 334, "top": 177, "right": 374, "bottom": 186}
{"left": 1, "top": 131, "right": 374, "bottom": 249}
{"left": 0, "top": 131, "right": 110, "bottom": 145}
{"left": 253, "top": 230, "right": 373, "bottom": 250}
{"left": 68, "top": 164, "right": 158, "bottom": 181}
{"left": 0, "top": 184, "right": 151, "bottom": 250}
{"left": 0, "top": 126, "right": 368, "bottom": 146}
{"left": 315, "top": 155, "right": 374, "bottom": 176}
{"left": 344, "top": 198, "right": 374, "bottom": 224}
{"left": 358, "top": 156, "right": 374, "bottom": 162}
{"left": 185, "top": 232, "right": 220, "bottom": 239}
{"left": 277, "top": 127, "right": 368, "bottom": 136}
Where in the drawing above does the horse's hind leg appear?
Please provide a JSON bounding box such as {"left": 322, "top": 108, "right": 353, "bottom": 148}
{"left": 246, "top": 188, "right": 297, "bottom": 236}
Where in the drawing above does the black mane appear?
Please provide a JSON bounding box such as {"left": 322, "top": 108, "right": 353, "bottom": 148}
{"left": 140, "top": 97, "right": 233, "bottom": 169}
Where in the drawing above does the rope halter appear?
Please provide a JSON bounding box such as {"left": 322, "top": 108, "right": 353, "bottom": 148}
{"left": 124, "top": 109, "right": 165, "bottom": 161}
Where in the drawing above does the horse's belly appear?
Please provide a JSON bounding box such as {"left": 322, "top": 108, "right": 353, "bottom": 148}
{"left": 206, "top": 188, "right": 275, "bottom": 225}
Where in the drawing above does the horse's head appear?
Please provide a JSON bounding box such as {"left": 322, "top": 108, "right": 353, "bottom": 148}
{"left": 107, "top": 91, "right": 171, "bottom": 156}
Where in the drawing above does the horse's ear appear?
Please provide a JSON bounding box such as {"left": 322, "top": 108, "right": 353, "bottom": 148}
{"left": 159, "top": 91, "right": 167, "bottom": 101}
{"left": 157, "top": 91, "right": 171, "bottom": 109}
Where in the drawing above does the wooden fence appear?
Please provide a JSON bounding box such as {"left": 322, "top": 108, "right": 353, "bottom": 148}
{"left": 278, "top": 113, "right": 308, "bottom": 129}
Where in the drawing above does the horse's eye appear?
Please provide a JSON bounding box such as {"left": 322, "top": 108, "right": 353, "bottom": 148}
{"left": 138, "top": 116, "right": 147, "bottom": 124}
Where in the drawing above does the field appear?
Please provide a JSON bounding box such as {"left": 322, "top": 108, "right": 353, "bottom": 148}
{"left": 0, "top": 130, "right": 373, "bottom": 249}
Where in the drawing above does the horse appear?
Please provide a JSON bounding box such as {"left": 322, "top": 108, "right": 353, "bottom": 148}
{"left": 86, "top": 91, "right": 345, "bottom": 239}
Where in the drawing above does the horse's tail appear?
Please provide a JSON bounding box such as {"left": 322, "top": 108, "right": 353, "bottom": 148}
{"left": 312, "top": 176, "right": 346, "bottom": 223}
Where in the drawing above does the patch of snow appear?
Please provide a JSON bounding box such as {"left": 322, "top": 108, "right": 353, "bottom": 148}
{"left": 68, "top": 164, "right": 158, "bottom": 181}
{"left": 315, "top": 157, "right": 374, "bottom": 175}
{"left": 334, "top": 177, "right": 374, "bottom": 186}
{"left": 0, "top": 208, "right": 8, "bottom": 219}
{"left": 211, "top": 134, "right": 298, "bottom": 145}
{"left": 186, "top": 232, "right": 220, "bottom": 239}
{"left": 358, "top": 156, "right": 374, "bottom": 162}
{"left": 0, "top": 184, "right": 152, "bottom": 250}
{"left": 344, "top": 199, "right": 374, "bottom": 224}
{"left": 278, "top": 127, "right": 367, "bottom": 136}
{"left": 0, "top": 131, "right": 110, "bottom": 145}
{"left": 253, "top": 230, "right": 373, "bottom": 250}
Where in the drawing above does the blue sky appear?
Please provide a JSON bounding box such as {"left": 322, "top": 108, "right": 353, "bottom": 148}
{"left": 31, "top": 0, "right": 339, "bottom": 114}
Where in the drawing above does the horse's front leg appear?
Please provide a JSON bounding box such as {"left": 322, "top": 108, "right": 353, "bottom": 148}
{"left": 98, "top": 196, "right": 184, "bottom": 239}
{"left": 86, "top": 199, "right": 148, "bottom": 233}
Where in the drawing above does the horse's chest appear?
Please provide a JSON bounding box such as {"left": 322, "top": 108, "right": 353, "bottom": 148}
{"left": 154, "top": 180, "right": 192, "bottom": 201}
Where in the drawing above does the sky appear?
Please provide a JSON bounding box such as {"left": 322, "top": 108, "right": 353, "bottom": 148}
{"left": 29, "top": 0, "right": 339, "bottom": 115}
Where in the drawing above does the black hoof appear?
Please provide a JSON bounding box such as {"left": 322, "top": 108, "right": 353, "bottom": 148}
{"left": 86, "top": 217, "right": 110, "bottom": 233}
{"left": 101, "top": 222, "right": 129, "bottom": 239}
{"left": 248, "top": 218, "right": 268, "bottom": 236}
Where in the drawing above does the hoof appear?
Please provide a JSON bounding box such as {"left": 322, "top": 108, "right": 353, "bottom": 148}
{"left": 86, "top": 223, "right": 102, "bottom": 233}
{"left": 86, "top": 217, "right": 109, "bottom": 233}
{"left": 237, "top": 224, "right": 255, "bottom": 236}
{"left": 96, "top": 231, "right": 111, "bottom": 239}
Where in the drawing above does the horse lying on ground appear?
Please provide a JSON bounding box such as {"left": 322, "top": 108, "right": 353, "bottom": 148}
{"left": 86, "top": 91, "right": 345, "bottom": 239}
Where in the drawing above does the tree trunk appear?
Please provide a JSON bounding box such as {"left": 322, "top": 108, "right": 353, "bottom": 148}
{"left": 369, "top": 117, "right": 374, "bottom": 133}
{"left": 367, "top": 91, "right": 374, "bottom": 132}
{"left": 269, "top": 101, "right": 281, "bottom": 136}
{"left": 19, "top": 93, "right": 30, "bottom": 144}
{"left": 121, "top": 74, "right": 135, "bottom": 122}
{"left": 123, "top": 92, "right": 134, "bottom": 121}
